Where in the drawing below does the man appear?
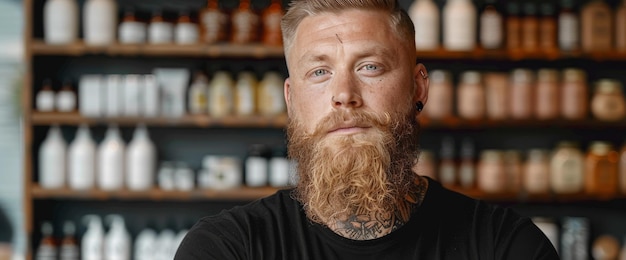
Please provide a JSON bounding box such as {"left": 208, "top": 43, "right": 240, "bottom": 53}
{"left": 175, "top": 0, "right": 559, "bottom": 259}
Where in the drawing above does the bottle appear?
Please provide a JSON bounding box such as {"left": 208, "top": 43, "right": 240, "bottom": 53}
{"left": 175, "top": 10, "right": 199, "bottom": 45}
{"left": 443, "top": 0, "right": 477, "bottom": 51}
{"left": 35, "top": 221, "right": 57, "bottom": 260}
{"left": 439, "top": 136, "right": 457, "bottom": 188}
{"left": 590, "top": 79, "right": 626, "bottom": 121}
{"left": 504, "top": 150, "right": 523, "bottom": 193}
{"left": 208, "top": 71, "right": 234, "bottom": 117}
{"left": 483, "top": 72, "right": 509, "bottom": 120}
{"left": 157, "top": 161, "right": 175, "bottom": 191}
{"left": 55, "top": 80, "right": 76, "bottom": 112}
{"left": 617, "top": 0, "right": 626, "bottom": 51}
{"left": 231, "top": 0, "right": 259, "bottom": 44}
{"left": 409, "top": 0, "right": 440, "bottom": 50}
{"left": 155, "top": 229, "right": 176, "bottom": 260}
{"left": 104, "top": 215, "right": 131, "bottom": 260}
{"left": 262, "top": 0, "right": 284, "bottom": 46}
{"left": 258, "top": 71, "right": 285, "bottom": 116}
{"left": 97, "top": 125, "right": 125, "bottom": 191}
{"left": 458, "top": 138, "right": 476, "bottom": 189}
{"left": 39, "top": 125, "right": 67, "bottom": 189}
{"left": 269, "top": 147, "right": 290, "bottom": 187}
{"left": 535, "top": 69, "right": 560, "bottom": 120}
{"left": 118, "top": 8, "right": 147, "bottom": 44}
{"left": 126, "top": 125, "right": 156, "bottom": 191}
{"left": 592, "top": 235, "right": 621, "bottom": 260}
{"left": 235, "top": 71, "right": 257, "bottom": 116}
{"left": 83, "top": 0, "right": 117, "bottom": 46}
{"left": 457, "top": 71, "right": 485, "bottom": 120}
{"left": 524, "top": 149, "right": 550, "bottom": 194}
{"left": 82, "top": 215, "right": 104, "bottom": 260}
{"left": 59, "top": 221, "right": 79, "bottom": 260}
{"left": 134, "top": 228, "right": 157, "bottom": 260}
{"left": 68, "top": 125, "right": 96, "bottom": 190}
{"left": 581, "top": 0, "right": 613, "bottom": 52}
{"left": 148, "top": 9, "right": 174, "bottom": 44}
{"left": 44, "top": 0, "right": 78, "bottom": 44}
{"left": 509, "top": 68, "right": 535, "bottom": 120}
{"left": 539, "top": 2, "right": 558, "bottom": 53}
{"left": 188, "top": 71, "right": 209, "bottom": 115}
{"left": 479, "top": 0, "right": 504, "bottom": 50}
{"left": 477, "top": 150, "right": 507, "bottom": 193}
{"left": 174, "top": 162, "right": 195, "bottom": 191}
{"left": 506, "top": 1, "right": 522, "bottom": 51}
{"left": 585, "top": 141, "right": 619, "bottom": 198}
{"left": 199, "top": 0, "right": 228, "bottom": 44}
{"left": 423, "top": 70, "right": 453, "bottom": 120}
{"left": 561, "top": 68, "right": 588, "bottom": 120}
{"left": 245, "top": 144, "right": 269, "bottom": 187}
{"left": 521, "top": 1, "right": 539, "bottom": 52}
{"left": 550, "top": 141, "right": 585, "bottom": 194}
{"left": 36, "top": 79, "right": 56, "bottom": 112}
{"left": 558, "top": 0, "right": 579, "bottom": 52}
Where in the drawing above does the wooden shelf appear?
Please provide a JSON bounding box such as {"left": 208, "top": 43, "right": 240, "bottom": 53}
{"left": 31, "top": 112, "right": 288, "bottom": 128}
{"left": 415, "top": 48, "right": 626, "bottom": 61}
{"left": 30, "top": 40, "right": 285, "bottom": 58}
{"left": 31, "top": 184, "right": 280, "bottom": 201}
{"left": 419, "top": 117, "right": 626, "bottom": 130}
{"left": 453, "top": 188, "right": 625, "bottom": 203}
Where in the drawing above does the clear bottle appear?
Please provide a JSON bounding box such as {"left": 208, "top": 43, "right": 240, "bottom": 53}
{"left": 97, "top": 125, "right": 125, "bottom": 191}
{"left": 118, "top": 8, "right": 147, "bottom": 44}
{"left": 478, "top": 150, "right": 507, "bottom": 193}
{"left": 59, "top": 221, "right": 79, "bottom": 260}
{"left": 199, "top": 0, "right": 228, "bottom": 44}
{"left": 188, "top": 71, "right": 209, "bottom": 115}
{"left": 524, "top": 149, "right": 551, "bottom": 194}
{"left": 443, "top": 0, "right": 477, "bottom": 51}
{"left": 535, "top": 69, "right": 560, "bottom": 120}
{"left": 423, "top": 70, "right": 453, "bottom": 120}
{"left": 484, "top": 72, "right": 509, "bottom": 120}
{"left": 148, "top": 9, "right": 174, "bottom": 44}
{"left": 44, "top": 0, "right": 78, "bottom": 44}
{"left": 231, "top": 0, "right": 259, "bottom": 44}
{"left": 550, "top": 141, "right": 585, "bottom": 194}
{"left": 617, "top": 0, "right": 626, "bottom": 51}
{"left": 561, "top": 68, "right": 588, "bottom": 120}
{"left": 506, "top": 1, "right": 522, "bottom": 51}
{"left": 458, "top": 138, "right": 476, "bottom": 189}
{"left": 585, "top": 141, "right": 619, "bottom": 197}
{"left": 68, "top": 125, "right": 96, "bottom": 190}
{"left": 36, "top": 79, "right": 56, "bottom": 112}
{"left": 439, "top": 136, "right": 457, "bottom": 188}
{"left": 175, "top": 10, "right": 199, "bottom": 45}
{"left": 208, "top": 71, "right": 234, "bottom": 117}
{"left": 55, "top": 80, "right": 76, "bottom": 112}
{"left": 590, "top": 79, "right": 626, "bottom": 121}
{"left": 235, "top": 71, "right": 258, "bottom": 116}
{"left": 126, "top": 125, "right": 156, "bottom": 191}
{"left": 35, "top": 221, "right": 57, "bottom": 260}
{"left": 509, "top": 68, "right": 534, "bottom": 119}
{"left": 262, "top": 0, "right": 284, "bottom": 46}
{"left": 409, "top": 0, "right": 440, "bottom": 50}
{"left": 581, "top": 0, "right": 613, "bottom": 52}
{"left": 83, "top": 0, "right": 117, "bottom": 46}
{"left": 521, "top": 1, "right": 539, "bottom": 52}
{"left": 539, "top": 2, "right": 558, "bottom": 53}
{"left": 457, "top": 71, "right": 485, "bottom": 120}
{"left": 558, "top": 0, "right": 579, "bottom": 51}
{"left": 39, "top": 125, "right": 67, "bottom": 189}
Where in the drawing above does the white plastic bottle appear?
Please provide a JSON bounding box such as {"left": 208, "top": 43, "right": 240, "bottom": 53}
{"left": 97, "top": 125, "right": 125, "bottom": 191}
{"left": 82, "top": 215, "right": 104, "bottom": 260}
{"left": 104, "top": 215, "right": 131, "bottom": 260}
{"left": 39, "top": 125, "right": 67, "bottom": 189}
{"left": 408, "top": 0, "right": 440, "bottom": 50}
{"left": 443, "top": 0, "right": 477, "bottom": 51}
{"left": 44, "top": 0, "right": 78, "bottom": 44}
{"left": 83, "top": 0, "right": 118, "bottom": 46}
{"left": 68, "top": 125, "right": 96, "bottom": 190}
{"left": 126, "top": 125, "right": 156, "bottom": 191}
{"left": 155, "top": 229, "right": 176, "bottom": 260}
{"left": 134, "top": 228, "right": 157, "bottom": 260}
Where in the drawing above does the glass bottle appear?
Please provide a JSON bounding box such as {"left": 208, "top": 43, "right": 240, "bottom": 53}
{"left": 539, "top": 2, "right": 558, "bottom": 53}
{"left": 208, "top": 71, "right": 234, "bottom": 117}
{"left": 409, "top": 0, "right": 440, "bottom": 50}
{"left": 558, "top": 0, "right": 579, "bottom": 51}
{"left": 591, "top": 79, "right": 626, "bottom": 121}
{"left": 480, "top": 0, "right": 504, "bottom": 50}
{"left": 35, "top": 221, "right": 57, "bottom": 260}
{"left": 231, "top": 0, "right": 259, "bottom": 44}
{"left": 535, "top": 69, "right": 560, "bottom": 120}
{"left": 60, "top": 221, "right": 79, "bottom": 260}
{"left": 484, "top": 72, "right": 509, "bottom": 120}
{"left": 457, "top": 71, "right": 485, "bottom": 120}
{"left": 439, "top": 136, "right": 457, "bottom": 188}
{"left": 524, "top": 149, "right": 551, "bottom": 194}
{"left": 118, "top": 8, "right": 147, "bottom": 44}
{"left": 617, "top": 0, "right": 626, "bottom": 51}
{"left": 262, "top": 0, "right": 284, "bottom": 46}
{"left": 585, "top": 141, "right": 619, "bottom": 197}
{"left": 200, "top": 0, "right": 228, "bottom": 44}
{"left": 550, "top": 141, "right": 585, "bottom": 194}
{"left": 423, "top": 70, "right": 453, "bottom": 120}
{"left": 458, "top": 138, "right": 476, "bottom": 189}
{"left": 561, "top": 68, "right": 588, "bottom": 120}
{"left": 581, "top": 0, "right": 613, "bottom": 52}
{"left": 506, "top": 1, "right": 522, "bottom": 51}
{"left": 235, "top": 71, "right": 258, "bottom": 116}
{"left": 478, "top": 150, "right": 507, "bottom": 193}
{"left": 258, "top": 71, "right": 285, "bottom": 116}
{"left": 443, "top": 0, "right": 477, "bottom": 51}
{"left": 521, "top": 1, "right": 539, "bottom": 52}
{"left": 509, "top": 68, "right": 535, "bottom": 119}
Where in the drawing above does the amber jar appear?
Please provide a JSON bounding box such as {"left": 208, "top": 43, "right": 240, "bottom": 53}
{"left": 539, "top": 2, "right": 558, "bottom": 52}
{"left": 590, "top": 79, "right": 626, "bottom": 121}
{"left": 478, "top": 150, "right": 507, "bottom": 193}
{"left": 424, "top": 70, "right": 454, "bottom": 120}
{"left": 617, "top": 0, "right": 626, "bottom": 51}
{"left": 550, "top": 141, "right": 585, "bottom": 194}
{"left": 581, "top": 0, "right": 613, "bottom": 52}
{"left": 484, "top": 72, "right": 509, "bottom": 120}
{"left": 457, "top": 71, "right": 485, "bottom": 120}
{"left": 561, "top": 68, "right": 588, "bottom": 120}
{"left": 521, "top": 2, "right": 539, "bottom": 52}
{"left": 524, "top": 149, "right": 551, "bottom": 194}
{"left": 506, "top": 1, "right": 522, "bottom": 51}
{"left": 509, "top": 69, "right": 534, "bottom": 119}
{"left": 535, "top": 69, "right": 560, "bottom": 120}
{"left": 585, "top": 141, "right": 619, "bottom": 197}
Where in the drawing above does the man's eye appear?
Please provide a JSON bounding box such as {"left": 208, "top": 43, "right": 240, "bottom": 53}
{"left": 363, "top": 64, "right": 378, "bottom": 70}
{"left": 313, "top": 69, "right": 328, "bottom": 77}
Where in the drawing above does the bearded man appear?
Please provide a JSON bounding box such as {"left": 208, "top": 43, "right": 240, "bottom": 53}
{"left": 175, "top": 0, "right": 559, "bottom": 259}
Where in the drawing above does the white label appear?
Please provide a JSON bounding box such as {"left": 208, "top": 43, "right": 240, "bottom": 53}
{"left": 559, "top": 13, "right": 578, "bottom": 50}
{"left": 119, "top": 22, "right": 147, "bottom": 44}
{"left": 149, "top": 22, "right": 173, "bottom": 44}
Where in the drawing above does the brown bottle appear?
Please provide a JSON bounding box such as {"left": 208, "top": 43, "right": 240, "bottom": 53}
{"left": 35, "top": 222, "right": 57, "bottom": 260}
{"left": 506, "top": 1, "right": 522, "bottom": 51}
{"left": 521, "top": 1, "right": 539, "bottom": 52}
{"left": 539, "top": 2, "right": 558, "bottom": 53}
{"left": 200, "top": 0, "right": 228, "bottom": 43}
{"left": 581, "top": 0, "right": 613, "bottom": 52}
{"left": 59, "top": 221, "right": 79, "bottom": 260}
{"left": 231, "top": 0, "right": 259, "bottom": 44}
{"left": 585, "top": 141, "right": 619, "bottom": 198}
{"left": 262, "top": 0, "right": 283, "bottom": 46}
{"left": 617, "top": 0, "right": 626, "bottom": 51}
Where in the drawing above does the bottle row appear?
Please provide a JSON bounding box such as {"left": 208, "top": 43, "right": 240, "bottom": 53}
{"left": 423, "top": 68, "right": 625, "bottom": 121}
{"left": 35, "top": 214, "right": 186, "bottom": 260}
{"left": 35, "top": 69, "right": 286, "bottom": 118}
{"left": 416, "top": 138, "right": 626, "bottom": 197}
{"left": 43, "top": 0, "right": 283, "bottom": 46}
{"left": 532, "top": 217, "right": 626, "bottom": 260}
{"left": 38, "top": 125, "right": 296, "bottom": 192}
{"left": 409, "top": 0, "right": 626, "bottom": 52}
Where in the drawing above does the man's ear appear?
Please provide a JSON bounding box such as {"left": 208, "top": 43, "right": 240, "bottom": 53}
{"left": 414, "top": 63, "right": 429, "bottom": 106}
{"left": 284, "top": 77, "right": 292, "bottom": 115}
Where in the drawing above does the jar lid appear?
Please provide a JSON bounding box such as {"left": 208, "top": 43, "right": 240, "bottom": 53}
{"left": 511, "top": 69, "right": 534, "bottom": 84}
{"left": 537, "top": 69, "right": 559, "bottom": 83}
{"left": 480, "top": 150, "right": 503, "bottom": 162}
{"left": 562, "top": 68, "right": 587, "bottom": 83}
{"left": 429, "top": 70, "right": 452, "bottom": 84}
{"left": 460, "top": 71, "right": 481, "bottom": 85}
{"left": 589, "top": 141, "right": 613, "bottom": 156}
{"left": 594, "top": 79, "right": 623, "bottom": 94}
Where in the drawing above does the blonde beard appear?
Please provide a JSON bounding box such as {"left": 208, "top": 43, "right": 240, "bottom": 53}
{"left": 288, "top": 108, "right": 421, "bottom": 225}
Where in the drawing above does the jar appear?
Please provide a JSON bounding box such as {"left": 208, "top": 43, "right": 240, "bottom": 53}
{"left": 504, "top": 150, "right": 523, "bottom": 193}
{"left": 235, "top": 71, "right": 257, "bottom": 116}
{"left": 443, "top": 0, "right": 477, "bottom": 51}
{"left": 509, "top": 69, "right": 534, "bottom": 119}
{"left": 56, "top": 80, "right": 76, "bottom": 112}
{"left": 148, "top": 10, "right": 174, "bottom": 44}
{"left": 539, "top": 2, "right": 558, "bottom": 52}
{"left": 36, "top": 79, "right": 56, "bottom": 112}
{"left": 478, "top": 150, "right": 507, "bottom": 193}
{"left": 535, "top": 69, "right": 560, "bottom": 120}
{"left": 175, "top": 10, "right": 199, "bottom": 45}
{"left": 581, "top": 0, "right": 613, "bottom": 52}
{"left": 524, "top": 149, "right": 551, "bottom": 194}
{"left": 457, "top": 71, "right": 485, "bottom": 120}
{"left": 550, "top": 141, "right": 585, "bottom": 194}
{"left": 484, "top": 72, "right": 509, "bottom": 120}
{"left": 258, "top": 71, "right": 285, "bottom": 116}
{"left": 590, "top": 79, "right": 626, "bottom": 121}
{"left": 414, "top": 150, "right": 437, "bottom": 180}
{"left": 561, "top": 68, "right": 588, "bottom": 120}
{"left": 479, "top": 0, "right": 503, "bottom": 49}
{"left": 585, "top": 141, "right": 619, "bottom": 197}
{"left": 409, "top": 0, "right": 440, "bottom": 50}
{"left": 118, "top": 9, "right": 146, "bottom": 44}
{"left": 506, "top": 1, "right": 522, "bottom": 51}
{"left": 423, "top": 70, "right": 453, "bottom": 120}
{"left": 521, "top": 2, "right": 539, "bottom": 52}
{"left": 208, "top": 71, "right": 234, "bottom": 117}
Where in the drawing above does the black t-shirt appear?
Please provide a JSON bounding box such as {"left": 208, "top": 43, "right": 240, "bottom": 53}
{"left": 175, "top": 178, "right": 559, "bottom": 259}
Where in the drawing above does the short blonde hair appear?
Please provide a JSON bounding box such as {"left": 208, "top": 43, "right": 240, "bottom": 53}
{"left": 281, "top": 0, "right": 416, "bottom": 56}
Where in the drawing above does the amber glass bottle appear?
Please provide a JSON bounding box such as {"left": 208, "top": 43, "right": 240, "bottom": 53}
{"left": 262, "top": 0, "right": 283, "bottom": 46}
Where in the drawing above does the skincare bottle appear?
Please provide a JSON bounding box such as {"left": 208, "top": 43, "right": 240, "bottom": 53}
{"left": 149, "top": 9, "right": 174, "bottom": 44}
{"left": 83, "top": 0, "right": 117, "bottom": 46}
{"left": 231, "top": 0, "right": 259, "bottom": 44}
{"left": 35, "top": 221, "right": 57, "bottom": 260}
{"left": 97, "top": 125, "right": 125, "bottom": 191}
{"left": 558, "top": 0, "right": 579, "bottom": 51}
{"left": 134, "top": 228, "right": 157, "bottom": 260}
{"left": 175, "top": 10, "right": 199, "bottom": 44}
{"left": 82, "top": 215, "right": 104, "bottom": 260}
{"left": 59, "top": 221, "right": 79, "bottom": 260}
{"left": 234, "top": 71, "right": 257, "bottom": 116}
{"left": 44, "top": 0, "right": 78, "bottom": 44}
{"left": 68, "top": 125, "right": 96, "bottom": 190}
{"left": 262, "top": 0, "right": 284, "bottom": 46}
{"left": 36, "top": 79, "right": 56, "bottom": 112}
{"left": 246, "top": 144, "right": 270, "bottom": 187}
{"left": 188, "top": 71, "right": 209, "bottom": 115}
{"left": 39, "top": 125, "right": 67, "bottom": 189}
{"left": 156, "top": 229, "right": 176, "bottom": 260}
{"left": 104, "top": 215, "right": 131, "bottom": 260}
{"left": 269, "top": 147, "right": 290, "bottom": 187}
{"left": 199, "top": 0, "right": 228, "bottom": 43}
{"left": 479, "top": 0, "right": 503, "bottom": 49}
{"left": 118, "top": 8, "right": 147, "bottom": 44}
{"left": 581, "top": 0, "right": 612, "bottom": 52}
{"left": 443, "top": 0, "right": 477, "bottom": 51}
{"left": 126, "top": 125, "right": 156, "bottom": 191}
{"left": 409, "top": 0, "right": 440, "bottom": 50}
{"left": 208, "top": 71, "right": 234, "bottom": 117}
{"left": 258, "top": 71, "right": 285, "bottom": 116}
{"left": 55, "top": 80, "right": 76, "bottom": 112}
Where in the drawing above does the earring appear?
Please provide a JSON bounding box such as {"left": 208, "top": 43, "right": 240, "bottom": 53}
{"left": 416, "top": 101, "right": 424, "bottom": 112}
{"left": 420, "top": 70, "right": 428, "bottom": 79}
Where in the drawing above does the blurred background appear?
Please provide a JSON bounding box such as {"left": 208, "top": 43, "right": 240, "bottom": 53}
{"left": 2, "top": 0, "right": 626, "bottom": 259}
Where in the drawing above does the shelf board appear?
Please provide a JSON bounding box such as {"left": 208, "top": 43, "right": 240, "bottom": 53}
{"left": 419, "top": 117, "right": 626, "bottom": 130}
{"left": 31, "top": 185, "right": 280, "bottom": 201}
{"left": 31, "top": 112, "right": 288, "bottom": 128}
{"left": 416, "top": 48, "right": 626, "bottom": 61}
{"left": 30, "top": 40, "right": 285, "bottom": 58}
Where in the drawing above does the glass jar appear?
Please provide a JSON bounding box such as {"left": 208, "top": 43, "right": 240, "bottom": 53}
{"left": 590, "top": 79, "right": 626, "bottom": 121}
{"left": 524, "top": 149, "right": 551, "bottom": 194}
{"left": 581, "top": 0, "right": 613, "bottom": 52}
{"left": 457, "top": 71, "right": 485, "bottom": 120}
{"left": 535, "top": 69, "right": 560, "bottom": 120}
{"left": 484, "top": 72, "right": 509, "bottom": 120}
{"left": 561, "top": 68, "right": 588, "bottom": 120}
{"left": 509, "top": 69, "right": 534, "bottom": 119}
{"left": 478, "top": 150, "right": 507, "bottom": 193}
{"left": 585, "top": 141, "right": 619, "bottom": 197}
{"left": 424, "top": 70, "right": 453, "bottom": 120}
{"left": 550, "top": 141, "right": 585, "bottom": 194}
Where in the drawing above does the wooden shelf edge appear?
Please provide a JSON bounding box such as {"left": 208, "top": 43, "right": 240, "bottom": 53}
{"left": 419, "top": 117, "right": 626, "bottom": 130}
{"left": 452, "top": 187, "right": 626, "bottom": 203}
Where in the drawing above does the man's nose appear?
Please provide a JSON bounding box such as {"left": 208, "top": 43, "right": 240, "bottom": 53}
{"left": 330, "top": 74, "right": 363, "bottom": 109}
